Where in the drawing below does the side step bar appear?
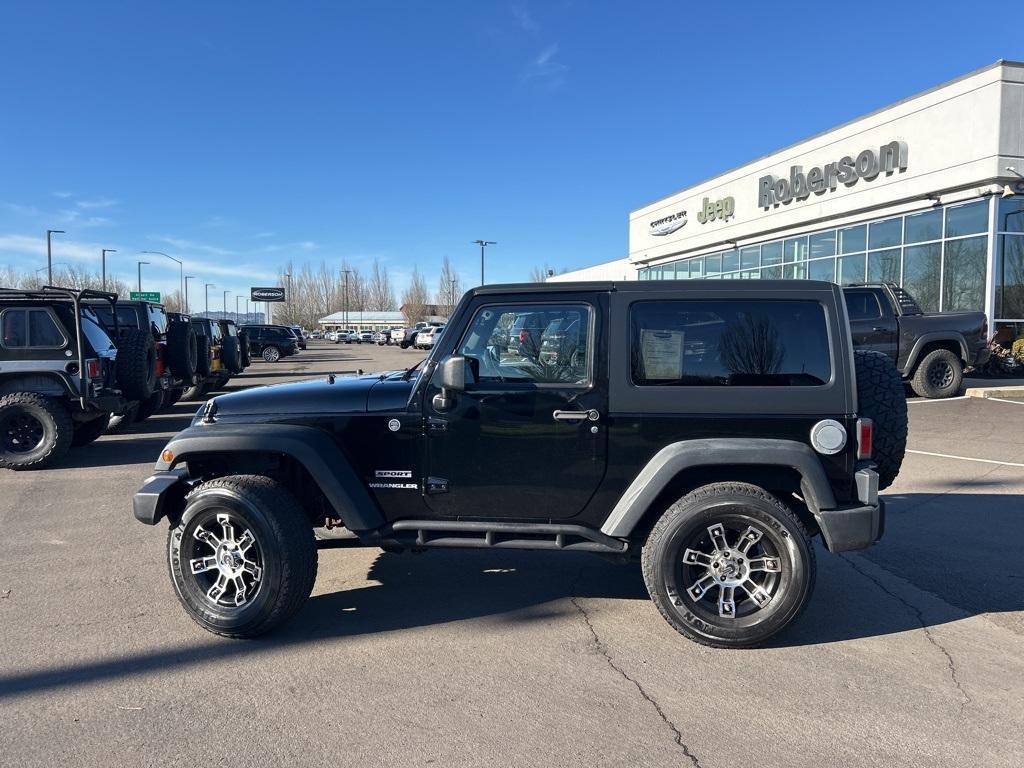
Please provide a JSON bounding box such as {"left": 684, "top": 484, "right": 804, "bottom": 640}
{"left": 323, "top": 520, "right": 630, "bottom": 554}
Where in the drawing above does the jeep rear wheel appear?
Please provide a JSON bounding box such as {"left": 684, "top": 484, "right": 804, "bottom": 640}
{"left": 911, "top": 348, "right": 963, "bottom": 399}
{"left": 642, "top": 482, "right": 815, "bottom": 648}
{"left": 0, "top": 393, "right": 74, "bottom": 470}
{"left": 167, "top": 475, "right": 318, "bottom": 638}
{"left": 134, "top": 390, "right": 165, "bottom": 422}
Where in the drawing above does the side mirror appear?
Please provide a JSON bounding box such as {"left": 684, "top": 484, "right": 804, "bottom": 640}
{"left": 441, "top": 355, "right": 465, "bottom": 392}
{"left": 433, "top": 355, "right": 465, "bottom": 412}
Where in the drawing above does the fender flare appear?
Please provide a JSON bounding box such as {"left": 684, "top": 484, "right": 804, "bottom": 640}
{"left": 901, "top": 332, "right": 968, "bottom": 375}
{"left": 599, "top": 438, "right": 838, "bottom": 538}
{"left": 154, "top": 423, "right": 384, "bottom": 532}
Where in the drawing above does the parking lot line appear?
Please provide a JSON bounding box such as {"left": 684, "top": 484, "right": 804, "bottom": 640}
{"left": 984, "top": 397, "right": 1024, "bottom": 406}
{"left": 906, "top": 395, "right": 969, "bottom": 404}
{"left": 906, "top": 449, "right": 1024, "bottom": 468}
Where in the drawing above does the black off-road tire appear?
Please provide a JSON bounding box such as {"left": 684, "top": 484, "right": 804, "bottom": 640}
{"left": 180, "top": 383, "right": 210, "bottom": 402}
{"left": 222, "top": 336, "right": 243, "bottom": 374}
{"left": 195, "top": 335, "right": 212, "bottom": 377}
{"left": 0, "top": 393, "right": 74, "bottom": 470}
{"left": 134, "top": 390, "right": 165, "bottom": 423}
{"left": 166, "top": 322, "right": 198, "bottom": 381}
{"left": 854, "top": 350, "right": 908, "bottom": 490}
{"left": 71, "top": 414, "right": 109, "bottom": 447}
{"left": 106, "top": 402, "right": 139, "bottom": 433}
{"left": 910, "top": 348, "right": 963, "bottom": 399}
{"left": 238, "top": 331, "right": 252, "bottom": 368}
{"left": 116, "top": 329, "right": 157, "bottom": 401}
{"left": 164, "top": 388, "right": 184, "bottom": 408}
{"left": 167, "top": 475, "right": 318, "bottom": 638}
{"left": 641, "top": 482, "right": 815, "bottom": 649}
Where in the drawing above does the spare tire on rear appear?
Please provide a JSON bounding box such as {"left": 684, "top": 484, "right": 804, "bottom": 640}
{"left": 195, "top": 334, "right": 212, "bottom": 377}
{"left": 166, "top": 321, "right": 198, "bottom": 381}
{"left": 116, "top": 329, "right": 157, "bottom": 401}
{"left": 238, "top": 331, "right": 252, "bottom": 368}
{"left": 222, "top": 335, "right": 243, "bottom": 374}
{"left": 854, "top": 350, "right": 907, "bottom": 490}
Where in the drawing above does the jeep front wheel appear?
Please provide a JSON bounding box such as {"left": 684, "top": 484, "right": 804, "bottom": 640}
{"left": 641, "top": 482, "right": 815, "bottom": 648}
{"left": 167, "top": 475, "right": 318, "bottom": 638}
{"left": 0, "top": 393, "right": 74, "bottom": 470}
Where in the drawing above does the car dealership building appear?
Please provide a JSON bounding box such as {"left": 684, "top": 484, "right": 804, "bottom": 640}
{"left": 552, "top": 60, "right": 1024, "bottom": 339}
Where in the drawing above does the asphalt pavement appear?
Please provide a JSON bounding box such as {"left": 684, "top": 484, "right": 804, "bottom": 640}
{"left": 1, "top": 341, "right": 1022, "bottom": 768}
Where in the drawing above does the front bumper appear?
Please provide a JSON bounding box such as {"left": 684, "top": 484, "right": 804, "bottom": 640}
{"left": 133, "top": 469, "right": 189, "bottom": 525}
{"left": 816, "top": 468, "right": 885, "bottom": 552}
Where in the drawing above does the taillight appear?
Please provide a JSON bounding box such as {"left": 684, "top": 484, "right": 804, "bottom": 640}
{"left": 86, "top": 359, "right": 101, "bottom": 379}
{"left": 519, "top": 329, "right": 529, "bottom": 343}
{"left": 857, "top": 418, "right": 873, "bottom": 460}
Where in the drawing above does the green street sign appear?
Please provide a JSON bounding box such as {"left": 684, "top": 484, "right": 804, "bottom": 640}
{"left": 129, "top": 291, "right": 161, "bottom": 302}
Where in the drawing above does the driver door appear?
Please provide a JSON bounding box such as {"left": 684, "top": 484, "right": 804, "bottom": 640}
{"left": 423, "top": 298, "right": 607, "bottom": 520}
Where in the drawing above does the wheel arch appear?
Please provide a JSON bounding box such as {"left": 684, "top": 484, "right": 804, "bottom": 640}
{"left": 153, "top": 424, "right": 385, "bottom": 532}
{"left": 600, "top": 439, "right": 836, "bottom": 541}
{"left": 0, "top": 371, "right": 76, "bottom": 398}
{"left": 903, "top": 333, "right": 968, "bottom": 375}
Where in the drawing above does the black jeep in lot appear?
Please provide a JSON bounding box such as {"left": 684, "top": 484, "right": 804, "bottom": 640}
{"left": 135, "top": 280, "right": 907, "bottom": 647}
{"left": 0, "top": 287, "right": 129, "bottom": 469}
{"left": 844, "top": 283, "right": 989, "bottom": 398}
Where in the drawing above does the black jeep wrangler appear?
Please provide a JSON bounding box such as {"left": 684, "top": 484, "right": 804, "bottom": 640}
{"left": 0, "top": 287, "right": 127, "bottom": 469}
{"left": 134, "top": 281, "right": 907, "bottom": 647}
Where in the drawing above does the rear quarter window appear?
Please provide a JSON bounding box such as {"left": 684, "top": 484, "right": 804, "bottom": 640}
{"left": 630, "top": 299, "right": 832, "bottom": 387}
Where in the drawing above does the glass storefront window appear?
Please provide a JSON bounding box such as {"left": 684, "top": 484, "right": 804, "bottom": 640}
{"left": 809, "top": 231, "right": 836, "bottom": 259}
{"left": 945, "top": 200, "right": 988, "bottom": 237}
{"left": 904, "top": 209, "right": 942, "bottom": 243}
{"left": 761, "top": 242, "right": 783, "bottom": 266}
{"left": 705, "top": 253, "right": 722, "bottom": 277}
{"left": 869, "top": 217, "right": 902, "bottom": 250}
{"left": 784, "top": 237, "right": 808, "bottom": 263}
{"left": 997, "top": 235, "right": 1024, "bottom": 319}
{"left": 838, "top": 225, "right": 866, "bottom": 254}
{"left": 839, "top": 253, "right": 867, "bottom": 285}
{"left": 867, "top": 249, "right": 901, "bottom": 283}
{"left": 689, "top": 257, "right": 704, "bottom": 279}
{"left": 722, "top": 250, "right": 739, "bottom": 274}
{"left": 999, "top": 198, "right": 1024, "bottom": 233}
{"left": 942, "top": 235, "right": 987, "bottom": 312}
{"left": 808, "top": 257, "right": 835, "bottom": 282}
{"left": 903, "top": 243, "right": 941, "bottom": 312}
{"left": 740, "top": 247, "right": 759, "bottom": 270}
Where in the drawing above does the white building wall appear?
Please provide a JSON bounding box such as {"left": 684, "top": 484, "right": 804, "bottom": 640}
{"left": 547, "top": 257, "right": 634, "bottom": 282}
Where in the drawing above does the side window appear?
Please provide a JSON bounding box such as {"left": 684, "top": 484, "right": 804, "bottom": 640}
{"left": 630, "top": 300, "right": 831, "bottom": 387}
{"left": 1, "top": 309, "right": 67, "bottom": 348}
{"left": 458, "top": 303, "right": 591, "bottom": 385}
{"left": 844, "top": 290, "right": 882, "bottom": 321}
{"left": 149, "top": 307, "right": 168, "bottom": 336}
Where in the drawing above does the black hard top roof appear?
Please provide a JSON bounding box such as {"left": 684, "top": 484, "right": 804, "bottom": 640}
{"left": 467, "top": 279, "right": 838, "bottom": 297}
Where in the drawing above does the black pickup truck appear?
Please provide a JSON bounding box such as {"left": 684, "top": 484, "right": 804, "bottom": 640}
{"left": 843, "top": 283, "right": 989, "bottom": 398}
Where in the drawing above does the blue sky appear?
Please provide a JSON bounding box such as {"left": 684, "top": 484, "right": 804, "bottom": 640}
{"left": 1, "top": 1, "right": 1020, "bottom": 305}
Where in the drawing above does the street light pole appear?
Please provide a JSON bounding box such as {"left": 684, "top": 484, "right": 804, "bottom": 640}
{"left": 184, "top": 276, "right": 196, "bottom": 314}
{"left": 137, "top": 261, "right": 150, "bottom": 293}
{"left": 140, "top": 251, "right": 183, "bottom": 303}
{"left": 472, "top": 240, "right": 496, "bottom": 285}
{"left": 340, "top": 269, "right": 352, "bottom": 330}
{"left": 205, "top": 283, "right": 216, "bottom": 316}
{"left": 223, "top": 290, "right": 230, "bottom": 318}
{"left": 46, "top": 230, "right": 65, "bottom": 284}
{"left": 284, "top": 273, "right": 292, "bottom": 323}
{"left": 101, "top": 249, "right": 117, "bottom": 290}
{"left": 450, "top": 278, "right": 457, "bottom": 314}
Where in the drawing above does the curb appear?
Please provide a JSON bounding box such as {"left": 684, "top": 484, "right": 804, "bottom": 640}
{"left": 964, "top": 385, "right": 1024, "bottom": 399}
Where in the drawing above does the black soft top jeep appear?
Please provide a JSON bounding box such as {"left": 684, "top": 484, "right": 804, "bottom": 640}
{"left": 0, "top": 286, "right": 125, "bottom": 469}
{"left": 135, "top": 280, "right": 907, "bottom": 647}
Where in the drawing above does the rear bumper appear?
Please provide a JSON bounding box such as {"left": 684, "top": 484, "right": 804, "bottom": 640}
{"left": 972, "top": 346, "right": 991, "bottom": 367}
{"left": 816, "top": 468, "right": 884, "bottom": 552}
{"left": 133, "top": 469, "right": 189, "bottom": 525}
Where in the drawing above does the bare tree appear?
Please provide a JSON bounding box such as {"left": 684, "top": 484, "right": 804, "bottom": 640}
{"left": 437, "top": 255, "right": 461, "bottom": 317}
{"left": 401, "top": 266, "right": 430, "bottom": 324}
{"left": 718, "top": 314, "right": 785, "bottom": 377}
{"left": 367, "top": 259, "right": 395, "bottom": 311}
{"left": 529, "top": 265, "right": 550, "bottom": 282}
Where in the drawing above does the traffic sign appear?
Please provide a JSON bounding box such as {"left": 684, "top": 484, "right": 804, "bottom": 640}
{"left": 129, "top": 291, "right": 161, "bottom": 302}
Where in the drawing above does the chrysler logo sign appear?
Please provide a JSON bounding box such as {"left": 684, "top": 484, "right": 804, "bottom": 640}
{"left": 649, "top": 209, "right": 687, "bottom": 236}
{"left": 251, "top": 287, "right": 286, "bottom": 302}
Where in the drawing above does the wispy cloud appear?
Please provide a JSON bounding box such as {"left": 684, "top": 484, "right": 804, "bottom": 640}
{"left": 522, "top": 43, "right": 568, "bottom": 89}
{"left": 75, "top": 197, "right": 118, "bottom": 210}
{"left": 150, "top": 235, "right": 233, "bottom": 257}
{"left": 512, "top": 5, "right": 539, "bottom": 34}
{"left": 52, "top": 191, "right": 74, "bottom": 199}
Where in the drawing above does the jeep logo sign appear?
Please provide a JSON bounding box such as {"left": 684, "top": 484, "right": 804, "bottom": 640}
{"left": 758, "top": 140, "right": 908, "bottom": 209}
{"left": 251, "top": 287, "right": 286, "bottom": 302}
{"left": 696, "top": 196, "right": 735, "bottom": 224}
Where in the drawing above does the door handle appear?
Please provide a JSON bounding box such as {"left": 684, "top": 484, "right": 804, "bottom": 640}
{"left": 872, "top": 326, "right": 887, "bottom": 332}
{"left": 553, "top": 409, "right": 600, "bottom": 423}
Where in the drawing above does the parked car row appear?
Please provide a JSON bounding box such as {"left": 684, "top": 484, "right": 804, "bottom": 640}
{"left": 0, "top": 287, "right": 312, "bottom": 471}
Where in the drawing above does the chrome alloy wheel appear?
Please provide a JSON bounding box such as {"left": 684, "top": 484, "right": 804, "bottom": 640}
{"left": 682, "top": 522, "right": 782, "bottom": 619}
{"left": 189, "top": 513, "right": 264, "bottom": 607}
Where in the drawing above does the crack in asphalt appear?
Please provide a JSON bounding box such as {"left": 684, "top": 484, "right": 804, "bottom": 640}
{"left": 839, "top": 554, "right": 971, "bottom": 714}
{"left": 569, "top": 593, "right": 701, "bottom": 768}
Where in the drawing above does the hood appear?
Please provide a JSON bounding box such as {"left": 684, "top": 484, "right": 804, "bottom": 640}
{"left": 203, "top": 372, "right": 415, "bottom": 419}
